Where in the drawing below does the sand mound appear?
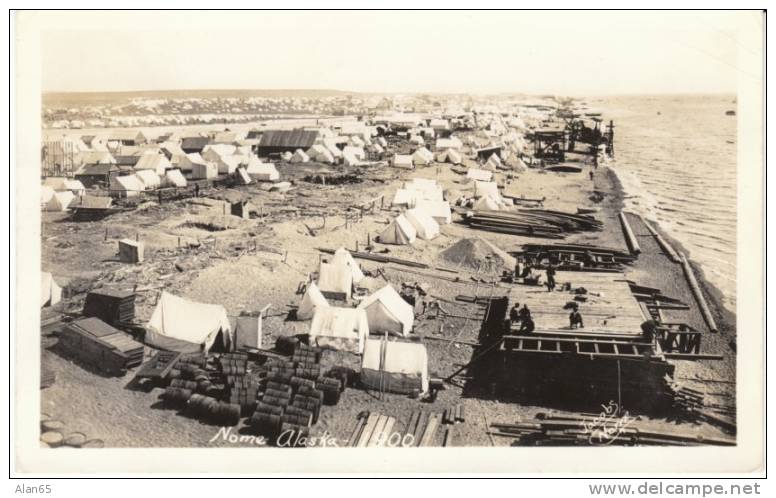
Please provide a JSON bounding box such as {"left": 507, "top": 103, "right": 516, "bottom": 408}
{"left": 438, "top": 237, "right": 516, "bottom": 274}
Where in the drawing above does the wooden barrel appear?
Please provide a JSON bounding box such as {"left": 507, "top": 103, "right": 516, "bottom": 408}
{"left": 297, "top": 386, "right": 324, "bottom": 404}
{"left": 167, "top": 368, "right": 181, "bottom": 380}
{"left": 265, "top": 387, "right": 292, "bottom": 400}
{"left": 284, "top": 406, "right": 313, "bottom": 427}
{"left": 170, "top": 379, "right": 198, "bottom": 391}
{"left": 250, "top": 411, "right": 282, "bottom": 436}
{"left": 210, "top": 402, "right": 241, "bottom": 426}
{"left": 164, "top": 387, "right": 193, "bottom": 406}
{"left": 41, "top": 420, "right": 65, "bottom": 434}
{"left": 290, "top": 376, "right": 316, "bottom": 392}
{"left": 262, "top": 395, "right": 290, "bottom": 407}
{"left": 267, "top": 372, "right": 294, "bottom": 384}
{"left": 41, "top": 431, "right": 64, "bottom": 448}
{"left": 255, "top": 402, "right": 284, "bottom": 416}
{"left": 295, "top": 365, "right": 321, "bottom": 380}
{"left": 266, "top": 381, "right": 292, "bottom": 393}
{"left": 318, "top": 380, "right": 342, "bottom": 405}
{"left": 63, "top": 432, "right": 87, "bottom": 448}
{"left": 291, "top": 396, "right": 320, "bottom": 424}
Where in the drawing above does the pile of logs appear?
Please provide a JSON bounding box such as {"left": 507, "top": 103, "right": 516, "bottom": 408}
{"left": 489, "top": 412, "right": 735, "bottom": 446}
{"left": 465, "top": 209, "right": 604, "bottom": 239}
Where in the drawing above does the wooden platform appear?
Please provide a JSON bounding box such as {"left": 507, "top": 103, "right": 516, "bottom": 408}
{"left": 507, "top": 271, "right": 646, "bottom": 336}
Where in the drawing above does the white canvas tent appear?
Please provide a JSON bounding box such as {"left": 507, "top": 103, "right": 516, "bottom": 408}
{"left": 412, "top": 147, "right": 434, "bottom": 166}
{"left": 110, "top": 174, "right": 145, "bottom": 197}
{"left": 135, "top": 153, "right": 171, "bottom": 175}
{"left": 135, "top": 169, "right": 161, "bottom": 189}
{"left": 392, "top": 154, "right": 414, "bottom": 169}
{"left": 378, "top": 214, "right": 417, "bottom": 245}
{"left": 317, "top": 262, "right": 353, "bottom": 301}
{"left": 360, "top": 339, "right": 429, "bottom": 394}
{"left": 357, "top": 285, "right": 414, "bottom": 337}
{"left": 405, "top": 207, "right": 440, "bottom": 240}
{"left": 297, "top": 282, "right": 329, "bottom": 321}
{"left": 467, "top": 168, "right": 493, "bottom": 182}
{"left": 291, "top": 149, "right": 310, "bottom": 163}
{"left": 309, "top": 307, "right": 369, "bottom": 354}
{"left": 332, "top": 248, "right": 365, "bottom": 284}
{"left": 40, "top": 185, "right": 55, "bottom": 207}
{"left": 473, "top": 195, "right": 501, "bottom": 211}
{"left": 146, "top": 291, "right": 233, "bottom": 354}
{"left": 40, "top": 272, "right": 62, "bottom": 308}
{"left": 163, "top": 169, "right": 187, "bottom": 187}
{"left": 391, "top": 188, "right": 418, "bottom": 208}
{"left": 415, "top": 199, "right": 452, "bottom": 224}
{"left": 45, "top": 190, "right": 75, "bottom": 212}
{"left": 191, "top": 162, "right": 218, "bottom": 180}
{"left": 473, "top": 180, "right": 500, "bottom": 199}
{"left": 246, "top": 159, "right": 280, "bottom": 181}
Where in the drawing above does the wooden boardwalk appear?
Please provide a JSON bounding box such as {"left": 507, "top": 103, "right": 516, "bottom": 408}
{"left": 507, "top": 271, "right": 646, "bottom": 336}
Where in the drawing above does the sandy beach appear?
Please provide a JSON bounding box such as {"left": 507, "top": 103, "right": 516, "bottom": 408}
{"left": 40, "top": 152, "right": 736, "bottom": 448}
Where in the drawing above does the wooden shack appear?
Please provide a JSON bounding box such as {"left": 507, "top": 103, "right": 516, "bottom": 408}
{"left": 118, "top": 239, "right": 144, "bottom": 263}
{"left": 82, "top": 289, "right": 136, "bottom": 326}
{"left": 58, "top": 317, "right": 144, "bottom": 376}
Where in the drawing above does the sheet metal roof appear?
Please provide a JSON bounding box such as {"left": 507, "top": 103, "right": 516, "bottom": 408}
{"left": 258, "top": 129, "right": 319, "bottom": 149}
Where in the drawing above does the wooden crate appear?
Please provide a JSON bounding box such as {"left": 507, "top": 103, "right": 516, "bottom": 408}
{"left": 118, "top": 239, "right": 144, "bottom": 263}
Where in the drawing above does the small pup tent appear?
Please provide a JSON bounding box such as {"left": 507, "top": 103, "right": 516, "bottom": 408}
{"left": 317, "top": 262, "right": 353, "bottom": 301}
{"left": 360, "top": 339, "right": 429, "bottom": 395}
{"left": 40, "top": 272, "right": 62, "bottom": 308}
{"left": 309, "top": 307, "right": 369, "bottom": 354}
{"left": 412, "top": 147, "right": 434, "bottom": 166}
{"left": 357, "top": 285, "right": 414, "bottom": 337}
{"left": 146, "top": 291, "right": 233, "bottom": 354}
{"left": 332, "top": 248, "right": 365, "bottom": 284}
{"left": 378, "top": 214, "right": 417, "bottom": 245}
{"left": 297, "top": 282, "right": 329, "bottom": 321}
{"left": 405, "top": 207, "right": 440, "bottom": 240}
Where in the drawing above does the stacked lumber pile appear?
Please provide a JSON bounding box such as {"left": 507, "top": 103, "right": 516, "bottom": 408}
{"left": 489, "top": 413, "right": 735, "bottom": 446}
{"left": 349, "top": 405, "right": 466, "bottom": 447}
{"left": 465, "top": 209, "right": 603, "bottom": 239}
{"left": 666, "top": 381, "right": 737, "bottom": 435}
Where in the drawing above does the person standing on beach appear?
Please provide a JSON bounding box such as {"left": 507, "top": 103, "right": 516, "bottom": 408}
{"left": 589, "top": 169, "right": 595, "bottom": 181}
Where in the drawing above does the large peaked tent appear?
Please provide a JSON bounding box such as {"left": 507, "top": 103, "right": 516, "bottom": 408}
{"left": 405, "top": 207, "right": 440, "bottom": 240}
{"left": 309, "top": 307, "right": 369, "bottom": 354}
{"left": 378, "top": 214, "right": 417, "bottom": 245}
{"left": 332, "top": 248, "right": 365, "bottom": 284}
{"left": 360, "top": 339, "right": 429, "bottom": 394}
{"left": 357, "top": 285, "right": 414, "bottom": 337}
{"left": 146, "top": 291, "right": 233, "bottom": 354}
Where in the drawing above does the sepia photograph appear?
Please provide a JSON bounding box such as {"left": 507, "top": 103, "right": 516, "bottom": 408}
{"left": 12, "top": 8, "right": 765, "bottom": 476}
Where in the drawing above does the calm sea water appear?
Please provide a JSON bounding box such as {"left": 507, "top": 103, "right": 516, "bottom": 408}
{"left": 591, "top": 95, "right": 737, "bottom": 313}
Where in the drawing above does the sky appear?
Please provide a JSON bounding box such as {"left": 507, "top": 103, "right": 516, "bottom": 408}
{"left": 38, "top": 11, "right": 762, "bottom": 95}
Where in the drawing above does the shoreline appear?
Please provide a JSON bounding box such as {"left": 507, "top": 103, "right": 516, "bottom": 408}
{"left": 605, "top": 164, "right": 737, "bottom": 341}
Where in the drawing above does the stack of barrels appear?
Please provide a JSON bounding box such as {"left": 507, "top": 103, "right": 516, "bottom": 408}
{"left": 220, "top": 352, "right": 261, "bottom": 416}
{"left": 188, "top": 393, "right": 241, "bottom": 426}
{"left": 164, "top": 355, "right": 215, "bottom": 406}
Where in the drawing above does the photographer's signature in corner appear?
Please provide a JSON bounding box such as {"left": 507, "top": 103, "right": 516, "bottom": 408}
{"left": 578, "top": 401, "right": 634, "bottom": 445}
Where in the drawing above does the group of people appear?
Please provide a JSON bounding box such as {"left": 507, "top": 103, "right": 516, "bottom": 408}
{"left": 509, "top": 303, "right": 535, "bottom": 334}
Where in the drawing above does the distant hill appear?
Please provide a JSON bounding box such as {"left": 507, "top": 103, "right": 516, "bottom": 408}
{"left": 43, "top": 89, "right": 364, "bottom": 107}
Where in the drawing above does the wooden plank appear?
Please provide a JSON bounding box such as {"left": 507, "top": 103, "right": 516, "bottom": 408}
{"left": 419, "top": 413, "right": 440, "bottom": 447}
{"left": 413, "top": 412, "right": 428, "bottom": 447}
{"left": 356, "top": 413, "right": 381, "bottom": 447}
{"left": 367, "top": 415, "right": 389, "bottom": 447}
{"left": 443, "top": 426, "right": 455, "bottom": 447}
{"left": 348, "top": 415, "right": 367, "bottom": 447}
